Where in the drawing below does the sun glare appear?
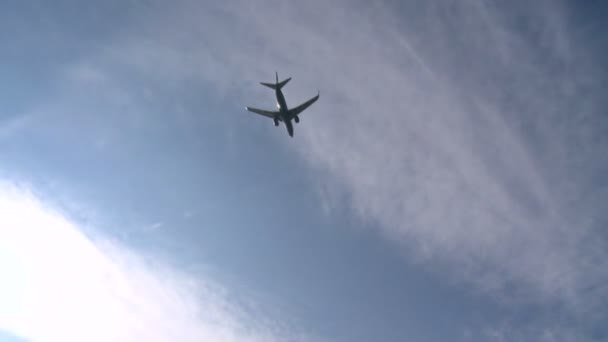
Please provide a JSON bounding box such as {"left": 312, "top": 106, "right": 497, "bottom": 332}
{"left": 0, "top": 183, "right": 269, "bottom": 342}
{"left": 0, "top": 185, "right": 122, "bottom": 341}
{"left": 0, "top": 184, "right": 176, "bottom": 341}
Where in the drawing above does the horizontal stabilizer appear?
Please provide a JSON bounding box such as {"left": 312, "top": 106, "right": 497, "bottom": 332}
{"left": 260, "top": 72, "right": 291, "bottom": 90}
{"left": 260, "top": 77, "right": 291, "bottom": 90}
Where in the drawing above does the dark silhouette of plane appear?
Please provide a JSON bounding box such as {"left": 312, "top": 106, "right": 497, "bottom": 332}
{"left": 246, "top": 72, "right": 319, "bottom": 137}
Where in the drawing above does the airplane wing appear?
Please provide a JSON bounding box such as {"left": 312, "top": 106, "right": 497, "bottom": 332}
{"left": 288, "top": 92, "right": 319, "bottom": 118}
{"left": 245, "top": 106, "right": 279, "bottom": 119}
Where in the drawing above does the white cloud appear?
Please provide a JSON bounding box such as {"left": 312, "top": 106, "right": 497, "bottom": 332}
{"left": 0, "top": 181, "right": 288, "bottom": 342}
{"left": 15, "top": 0, "right": 606, "bottom": 338}
{"left": 100, "top": 0, "right": 608, "bottom": 308}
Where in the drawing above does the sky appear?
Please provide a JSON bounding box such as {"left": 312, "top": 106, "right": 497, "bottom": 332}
{"left": 1, "top": 1, "right": 607, "bottom": 341}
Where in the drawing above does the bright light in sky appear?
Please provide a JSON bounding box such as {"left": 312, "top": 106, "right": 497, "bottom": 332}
{"left": 0, "top": 182, "right": 279, "bottom": 342}
{"left": 1, "top": 1, "right": 607, "bottom": 340}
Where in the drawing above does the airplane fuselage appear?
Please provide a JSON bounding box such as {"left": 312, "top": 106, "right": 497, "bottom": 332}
{"left": 246, "top": 72, "right": 318, "bottom": 138}
{"left": 275, "top": 88, "right": 294, "bottom": 137}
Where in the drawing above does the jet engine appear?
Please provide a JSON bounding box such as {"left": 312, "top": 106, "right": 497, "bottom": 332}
{"left": 294, "top": 115, "right": 300, "bottom": 123}
{"left": 273, "top": 118, "right": 279, "bottom": 126}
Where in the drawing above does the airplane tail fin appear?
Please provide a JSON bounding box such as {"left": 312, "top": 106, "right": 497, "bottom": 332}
{"left": 260, "top": 72, "right": 291, "bottom": 90}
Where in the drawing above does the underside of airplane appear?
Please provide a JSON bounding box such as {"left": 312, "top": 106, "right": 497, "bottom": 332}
{"left": 245, "top": 72, "right": 319, "bottom": 137}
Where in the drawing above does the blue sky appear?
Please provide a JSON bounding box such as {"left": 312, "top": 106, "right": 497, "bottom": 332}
{"left": 1, "top": 1, "right": 607, "bottom": 341}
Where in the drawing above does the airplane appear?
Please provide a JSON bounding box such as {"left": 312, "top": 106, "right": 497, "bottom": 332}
{"left": 245, "top": 72, "right": 319, "bottom": 137}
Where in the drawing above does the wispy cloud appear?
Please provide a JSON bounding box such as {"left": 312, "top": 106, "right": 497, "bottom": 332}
{"left": 8, "top": 0, "right": 606, "bottom": 339}
{"left": 87, "top": 0, "right": 608, "bottom": 336}
{"left": 112, "top": 0, "right": 607, "bottom": 290}
{"left": 0, "top": 181, "right": 290, "bottom": 342}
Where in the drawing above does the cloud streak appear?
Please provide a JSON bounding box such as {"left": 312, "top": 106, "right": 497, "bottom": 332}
{"left": 109, "top": 0, "right": 607, "bottom": 302}
{"left": 0, "top": 181, "right": 289, "bottom": 342}
{"left": 7, "top": 0, "right": 606, "bottom": 339}
{"left": 126, "top": 0, "right": 607, "bottom": 331}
